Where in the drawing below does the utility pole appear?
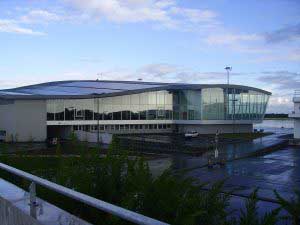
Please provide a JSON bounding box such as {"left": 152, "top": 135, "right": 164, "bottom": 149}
{"left": 97, "top": 98, "right": 100, "bottom": 145}
{"left": 225, "top": 66, "right": 232, "bottom": 85}
{"left": 224, "top": 66, "right": 232, "bottom": 121}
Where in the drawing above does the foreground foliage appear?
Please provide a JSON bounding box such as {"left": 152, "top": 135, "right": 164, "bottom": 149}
{"left": 0, "top": 137, "right": 298, "bottom": 225}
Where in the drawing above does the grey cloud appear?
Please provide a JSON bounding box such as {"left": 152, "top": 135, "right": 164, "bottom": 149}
{"left": 265, "top": 23, "right": 300, "bottom": 43}
{"left": 138, "top": 63, "right": 179, "bottom": 77}
{"left": 137, "top": 63, "right": 243, "bottom": 83}
{"left": 259, "top": 71, "right": 300, "bottom": 90}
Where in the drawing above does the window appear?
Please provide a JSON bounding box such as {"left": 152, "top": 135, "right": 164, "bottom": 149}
{"left": 65, "top": 102, "right": 75, "bottom": 120}
{"left": 83, "top": 125, "right": 90, "bottom": 131}
{"left": 122, "top": 111, "right": 130, "bottom": 120}
{"left": 76, "top": 109, "right": 84, "bottom": 119}
{"left": 55, "top": 100, "right": 64, "bottom": 121}
{"left": 73, "top": 125, "right": 78, "bottom": 131}
{"left": 92, "top": 125, "right": 98, "bottom": 131}
{"left": 47, "top": 100, "right": 55, "bottom": 121}
{"left": 157, "top": 107, "right": 165, "bottom": 119}
{"left": 113, "top": 111, "right": 121, "bottom": 120}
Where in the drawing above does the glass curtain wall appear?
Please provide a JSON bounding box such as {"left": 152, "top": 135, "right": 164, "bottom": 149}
{"left": 47, "top": 88, "right": 269, "bottom": 121}
{"left": 47, "top": 90, "right": 174, "bottom": 121}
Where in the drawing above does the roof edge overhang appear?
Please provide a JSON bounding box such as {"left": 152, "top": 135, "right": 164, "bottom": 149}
{"left": 0, "top": 81, "right": 271, "bottom": 100}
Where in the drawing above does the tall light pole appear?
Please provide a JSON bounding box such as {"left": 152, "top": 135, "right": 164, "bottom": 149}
{"left": 224, "top": 66, "right": 232, "bottom": 124}
{"left": 225, "top": 66, "right": 232, "bottom": 85}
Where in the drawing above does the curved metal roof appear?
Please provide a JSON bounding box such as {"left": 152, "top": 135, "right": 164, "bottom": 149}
{"left": 0, "top": 80, "right": 271, "bottom": 100}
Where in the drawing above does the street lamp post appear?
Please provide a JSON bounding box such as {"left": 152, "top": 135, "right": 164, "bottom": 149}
{"left": 225, "top": 66, "right": 232, "bottom": 85}
{"left": 224, "top": 66, "right": 232, "bottom": 122}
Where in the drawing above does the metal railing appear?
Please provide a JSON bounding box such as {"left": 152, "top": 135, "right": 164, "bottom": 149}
{"left": 0, "top": 162, "right": 169, "bottom": 225}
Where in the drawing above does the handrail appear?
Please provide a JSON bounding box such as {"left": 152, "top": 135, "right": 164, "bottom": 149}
{"left": 0, "top": 162, "right": 169, "bottom": 225}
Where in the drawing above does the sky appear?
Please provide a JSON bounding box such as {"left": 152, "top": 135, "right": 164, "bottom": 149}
{"left": 0, "top": 0, "right": 299, "bottom": 113}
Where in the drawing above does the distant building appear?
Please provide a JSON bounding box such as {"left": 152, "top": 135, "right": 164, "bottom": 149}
{"left": 289, "top": 90, "right": 300, "bottom": 139}
{"left": 0, "top": 80, "right": 271, "bottom": 142}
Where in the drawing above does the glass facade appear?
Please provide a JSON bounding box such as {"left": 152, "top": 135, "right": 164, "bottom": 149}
{"left": 47, "top": 88, "right": 269, "bottom": 122}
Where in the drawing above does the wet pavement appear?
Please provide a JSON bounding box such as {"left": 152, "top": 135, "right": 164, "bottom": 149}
{"left": 186, "top": 146, "right": 300, "bottom": 201}
{"left": 170, "top": 131, "right": 291, "bottom": 172}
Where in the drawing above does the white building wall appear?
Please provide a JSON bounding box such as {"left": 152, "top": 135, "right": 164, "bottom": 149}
{"left": 0, "top": 100, "right": 47, "bottom": 142}
{"left": 0, "top": 100, "right": 16, "bottom": 142}
{"left": 294, "top": 120, "right": 300, "bottom": 139}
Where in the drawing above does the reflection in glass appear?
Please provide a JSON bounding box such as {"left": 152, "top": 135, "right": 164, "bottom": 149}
{"left": 46, "top": 88, "right": 269, "bottom": 122}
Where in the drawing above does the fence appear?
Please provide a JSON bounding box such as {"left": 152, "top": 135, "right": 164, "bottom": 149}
{"left": 0, "top": 162, "right": 169, "bottom": 225}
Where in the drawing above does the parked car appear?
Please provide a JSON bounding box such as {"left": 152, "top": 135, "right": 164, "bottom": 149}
{"left": 47, "top": 137, "right": 58, "bottom": 147}
{"left": 0, "top": 130, "right": 6, "bottom": 142}
{"left": 184, "top": 131, "right": 199, "bottom": 138}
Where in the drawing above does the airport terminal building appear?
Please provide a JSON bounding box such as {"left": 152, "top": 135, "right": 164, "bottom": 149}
{"left": 0, "top": 80, "right": 271, "bottom": 142}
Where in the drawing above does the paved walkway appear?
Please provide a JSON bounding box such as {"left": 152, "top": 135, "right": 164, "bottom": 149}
{"left": 170, "top": 132, "right": 290, "bottom": 172}
{"left": 187, "top": 146, "right": 300, "bottom": 201}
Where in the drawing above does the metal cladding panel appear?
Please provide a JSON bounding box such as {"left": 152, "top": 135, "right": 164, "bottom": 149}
{"left": 0, "top": 80, "right": 271, "bottom": 99}
{"left": 18, "top": 86, "right": 122, "bottom": 95}
{"left": 0, "top": 91, "right": 32, "bottom": 95}
{"left": 60, "top": 81, "right": 164, "bottom": 90}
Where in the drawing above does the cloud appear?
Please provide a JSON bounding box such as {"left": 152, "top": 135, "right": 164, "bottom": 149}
{"left": 258, "top": 71, "right": 300, "bottom": 90}
{"left": 138, "top": 63, "right": 179, "bottom": 77}
{"left": 256, "top": 70, "right": 299, "bottom": 113}
{"left": 0, "top": 8, "right": 68, "bottom": 35}
{"left": 63, "top": 0, "right": 219, "bottom": 31}
{"left": 0, "top": 19, "right": 45, "bottom": 35}
{"left": 126, "top": 63, "right": 242, "bottom": 83}
{"left": 265, "top": 23, "right": 300, "bottom": 43}
{"left": 64, "top": 0, "right": 173, "bottom": 24}
{"left": 205, "top": 33, "right": 262, "bottom": 45}
{"left": 266, "top": 93, "right": 293, "bottom": 113}
{"left": 79, "top": 57, "right": 103, "bottom": 63}
{"left": 20, "top": 10, "right": 62, "bottom": 24}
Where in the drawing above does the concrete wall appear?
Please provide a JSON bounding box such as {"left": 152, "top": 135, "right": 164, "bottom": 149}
{"left": 0, "top": 178, "right": 92, "bottom": 225}
{"left": 0, "top": 100, "right": 47, "bottom": 142}
{"left": 0, "top": 196, "right": 42, "bottom": 225}
{"left": 179, "top": 124, "right": 253, "bottom": 134}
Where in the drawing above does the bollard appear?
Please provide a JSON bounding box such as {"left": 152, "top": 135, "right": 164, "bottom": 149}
{"left": 219, "top": 158, "right": 226, "bottom": 166}
{"left": 208, "top": 158, "right": 214, "bottom": 168}
{"left": 29, "top": 182, "right": 38, "bottom": 219}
